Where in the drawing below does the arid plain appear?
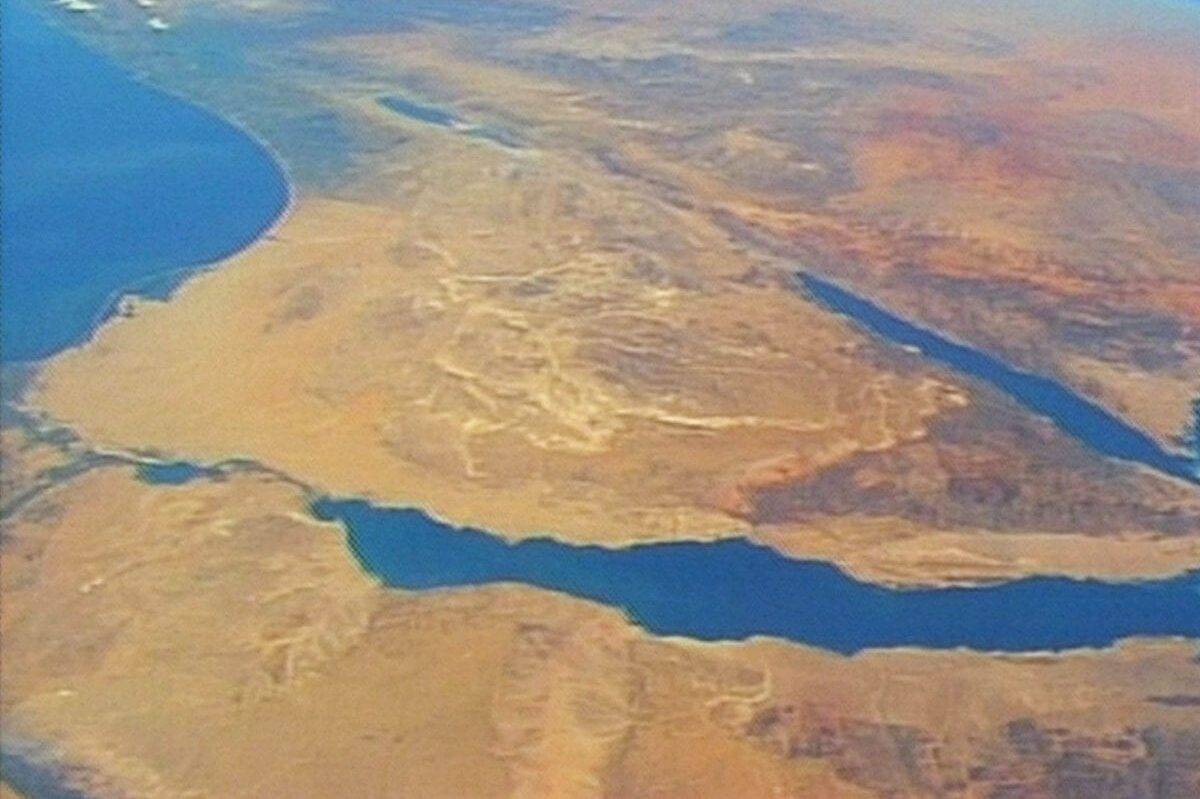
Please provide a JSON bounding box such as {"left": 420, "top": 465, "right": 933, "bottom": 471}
{"left": 3, "top": 0, "right": 1200, "bottom": 796}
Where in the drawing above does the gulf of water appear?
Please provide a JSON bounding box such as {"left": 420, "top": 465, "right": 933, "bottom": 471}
{"left": 312, "top": 497, "right": 1200, "bottom": 654}
{"left": 798, "top": 273, "right": 1200, "bottom": 485}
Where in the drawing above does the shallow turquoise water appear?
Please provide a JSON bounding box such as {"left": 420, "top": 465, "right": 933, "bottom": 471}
{"left": 0, "top": 0, "right": 288, "bottom": 362}
{"left": 135, "top": 461, "right": 219, "bottom": 485}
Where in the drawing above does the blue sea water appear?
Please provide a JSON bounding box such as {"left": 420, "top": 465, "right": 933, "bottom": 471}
{"left": 0, "top": 0, "right": 288, "bottom": 362}
{"left": 798, "top": 273, "right": 1200, "bottom": 485}
{"left": 315, "top": 497, "right": 1200, "bottom": 654}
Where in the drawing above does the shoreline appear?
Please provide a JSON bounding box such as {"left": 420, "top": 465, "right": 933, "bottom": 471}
{"left": 101, "top": 445, "right": 1200, "bottom": 591}
{"left": 12, "top": 403, "right": 1200, "bottom": 593}
{"left": 7, "top": 445, "right": 1196, "bottom": 660}
{"left": 2, "top": 0, "right": 297, "bottom": 371}
{"left": 795, "top": 272, "right": 1200, "bottom": 486}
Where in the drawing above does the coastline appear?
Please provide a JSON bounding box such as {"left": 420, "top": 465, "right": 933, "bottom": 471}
{"left": 796, "top": 272, "right": 1200, "bottom": 481}
{"left": 12, "top": 365, "right": 1199, "bottom": 597}
{"left": 98, "top": 444, "right": 1200, "bottom": 591}
{"left": 0, "top": 0, "right": 296, "bottom": 369}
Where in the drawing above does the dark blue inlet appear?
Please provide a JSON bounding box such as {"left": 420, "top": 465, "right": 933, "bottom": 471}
{"left": 797, "top": 273, "right": 1200, "bottom": 485}
{"left": 0, "top": 0, "right": 288, "bottom": 362}
{"left": 314, "top": 497, "right": 1200, "bottom": 654}
{"left": 136, "top": 461, "right": 218, "bottom": 485}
